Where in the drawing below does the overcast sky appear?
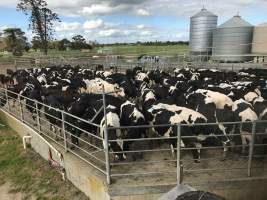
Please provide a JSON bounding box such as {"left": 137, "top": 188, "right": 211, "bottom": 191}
{"left": 0, "top": 0, "right": 266, "bottom": 43}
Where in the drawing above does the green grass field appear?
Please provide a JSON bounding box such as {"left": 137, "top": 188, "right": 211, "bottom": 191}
{"left": 104, "top": 44, "right": 189, "bottom": 56}
{"left": 0, "top": 122, "right": 88, "bottom": 200}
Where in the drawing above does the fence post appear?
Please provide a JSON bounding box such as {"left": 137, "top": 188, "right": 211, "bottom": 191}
{"left": 35, "top": 100, "right": 41, "bottom": 133}
{"left": 102, "top": 85, "right": 111, "bottom": 185}
{"left": 61, "top": 112, "right": 68, "bottom": 152}
{"left": 4, "top": 89, "right": 10, "bottom": 112}
{"left": 14, "top": 59, "right": 17, "bottom": 71}
{"left": 248, "top": 121, "right": 256, "bottom": 177}
{"left": 177, "top": 123, "right": 182, "bottom": 185}
{"left": 18, "top": 94, "right": 24, "bottom": 122}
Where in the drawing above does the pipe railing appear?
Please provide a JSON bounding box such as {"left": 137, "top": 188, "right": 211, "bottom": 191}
{"left": 0, "top": 88, "right": 107, "bottom": 178}
{"left": 1, "top": 87, "right": 267, "bottom": 185}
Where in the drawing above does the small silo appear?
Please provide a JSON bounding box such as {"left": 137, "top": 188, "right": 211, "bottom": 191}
{"left": 212, "top": 15, "right": 254, "bottom": 62}
{"left": 252, "top": 23, "right": 267, "bottom": 54}
{"left": 189, "top": 8, "right": 218, "bottom": 56}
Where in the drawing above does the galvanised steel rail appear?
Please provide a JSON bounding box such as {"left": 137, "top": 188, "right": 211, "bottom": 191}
{"left": 1, "top": 87, "right": 267, "bottom": 185}
{"left": 0, "top": 88, "right": 108, "bottom": 178}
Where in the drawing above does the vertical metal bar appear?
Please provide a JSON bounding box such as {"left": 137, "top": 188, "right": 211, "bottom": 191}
{"left": 102, "top": 85, "right": 111, "bottom": 185}
{"left": 177, "top": 123, "right": 182, "bottom": 185}
{"left": 248, "top": 121, "right": 256, "bottom": 177}
{"left": 5, "top": 89, "right": 10, "bottom": 112}
{"left": 18, "top": 94, "right": 24, "bottom": 122}
{"left": 35, "top": 100, "right": 41, "bottom": 133}
{"left": 61, "top": 112, "right": 68, "bottom": 152}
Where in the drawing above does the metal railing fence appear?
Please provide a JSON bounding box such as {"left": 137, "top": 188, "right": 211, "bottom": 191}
{"left": 0, "top": 54, "right": 267, "bottom": 75}
{"left": 1, "top": 87, "right": 267, "bottom": 185}
{"left": 0, "top": 87, "right": 109, "bottom": 178}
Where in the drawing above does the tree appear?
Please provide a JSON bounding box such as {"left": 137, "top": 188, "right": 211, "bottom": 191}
{"left": 31, "top": 35, "right": 42, "bottom": 51}
{"left": 71, "top": 35, "right": 87, "bottom": 50}
{"left": 3, "top": 28, "right": 28, "bottom": 56}
{"left": 17, "top": 0, "right": 60, "bottom": 55}
{"left": 58, "top": 38, "right": 71, "bottom": 51}
{"left": 48, "top": 40, "right": 59, "bottom": 49}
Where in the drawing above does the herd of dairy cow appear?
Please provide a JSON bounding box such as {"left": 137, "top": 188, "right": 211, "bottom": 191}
{"left": 1, "top": 65, "right": 267, "bottom": 162}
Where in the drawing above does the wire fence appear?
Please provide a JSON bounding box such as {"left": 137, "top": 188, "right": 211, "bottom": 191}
{"left": 1, "top": 87, "right": 267, "bottom": 185}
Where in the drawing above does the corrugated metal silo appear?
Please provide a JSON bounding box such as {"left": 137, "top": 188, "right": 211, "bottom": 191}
{"left": 189, "top": 8, "right": 218, "bottom": 55}
{"left": 252, "top": 23, "right": 267, "bottom": 54}
{"left": 212, "top": 15, "right": 254, "bottom": 62}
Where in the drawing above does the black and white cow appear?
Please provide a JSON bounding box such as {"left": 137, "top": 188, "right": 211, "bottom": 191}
{"left": 100, "top": 105, "right": 126, "bottom": 161}
{"left": 44, "top": 94, "right": 64, "bottom": 138}
{"left": 232, "top": 99, "right": 258, "bottom": 154}
{"left": 147, "top": 103, "right": 208, "bottom": 162}
{"left": 120, "top": 100, "right": 147, "bottom": 160}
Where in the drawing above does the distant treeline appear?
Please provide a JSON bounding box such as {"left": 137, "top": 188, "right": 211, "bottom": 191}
{"left": 101, "top": 41, "right": 189, "bottom": 46}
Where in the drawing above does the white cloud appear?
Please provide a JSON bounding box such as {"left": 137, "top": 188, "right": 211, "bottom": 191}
{"left": 136, "top": 8, "right": 150, "bottom": 16}
{"left": 98, "top": 29, "right": 120, "bottom": 37}
{"left": 83, "top": 19, "right": 104, "bottom": 30}
{"left": 137, "top": 24, "right": 145, "bottom": 29}
{"left": 80, "top": 3, "right": 113, "bottom": 15}
{"left": 55, "top": 22, "right": 81, "bottom": 32}
{"left": 140, "top": 31, "right": 152, "bottom": 36}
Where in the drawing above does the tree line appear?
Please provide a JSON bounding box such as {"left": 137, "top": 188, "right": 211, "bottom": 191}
{"left": 0, "top": 29, "right": 95, "bottom": 56}
{"left": 104, "top": 41, "right": 189, "bottom": 46}
{"left": 0, "top": 0, "right": 96, "bottom": 56}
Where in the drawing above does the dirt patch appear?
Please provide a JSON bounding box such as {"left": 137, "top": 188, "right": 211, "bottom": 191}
{"left": 0, "top": 182, "right": 23, "bottom": 200}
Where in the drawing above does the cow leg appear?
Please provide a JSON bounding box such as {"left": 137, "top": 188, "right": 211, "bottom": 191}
{"left": 32, "top": 114, "right": 37, "bottom": 125}
{"left": 54, "top": 126, "right": 60, "bottom": 141}
{"left": 59, "top": 127, "right": 62, "bottom": 139}
{"left": 195, "top": 142, "right": 202, "bottom": 161}
{"left": 170, "top": 144, "right": 175, "bottom": 159}
{"left": 191, "top": 145, "right": 200, "bottom": 163}
{"left": 70, "top": 133, "right": 80, "bottom": 150}
{"left": 241, "top": 135, "right": 247, "bottom": 155}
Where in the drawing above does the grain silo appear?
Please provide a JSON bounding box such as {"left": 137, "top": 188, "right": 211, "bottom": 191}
{"left": 189, "top": 8, "right": 218, "bottom": 56}
{"left": 252, "top": 23, "right": 267, "bottom": 54}
{"left": 212, "top": 15, "right": 254, "bottom": 62}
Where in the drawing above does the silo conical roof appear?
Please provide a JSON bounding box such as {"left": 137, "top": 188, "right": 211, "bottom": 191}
{"left": 218, "top": 15, "right": 253, "bottom": 28}
{"left": 191, "top": 8, "right": 217, "bottom": 18}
